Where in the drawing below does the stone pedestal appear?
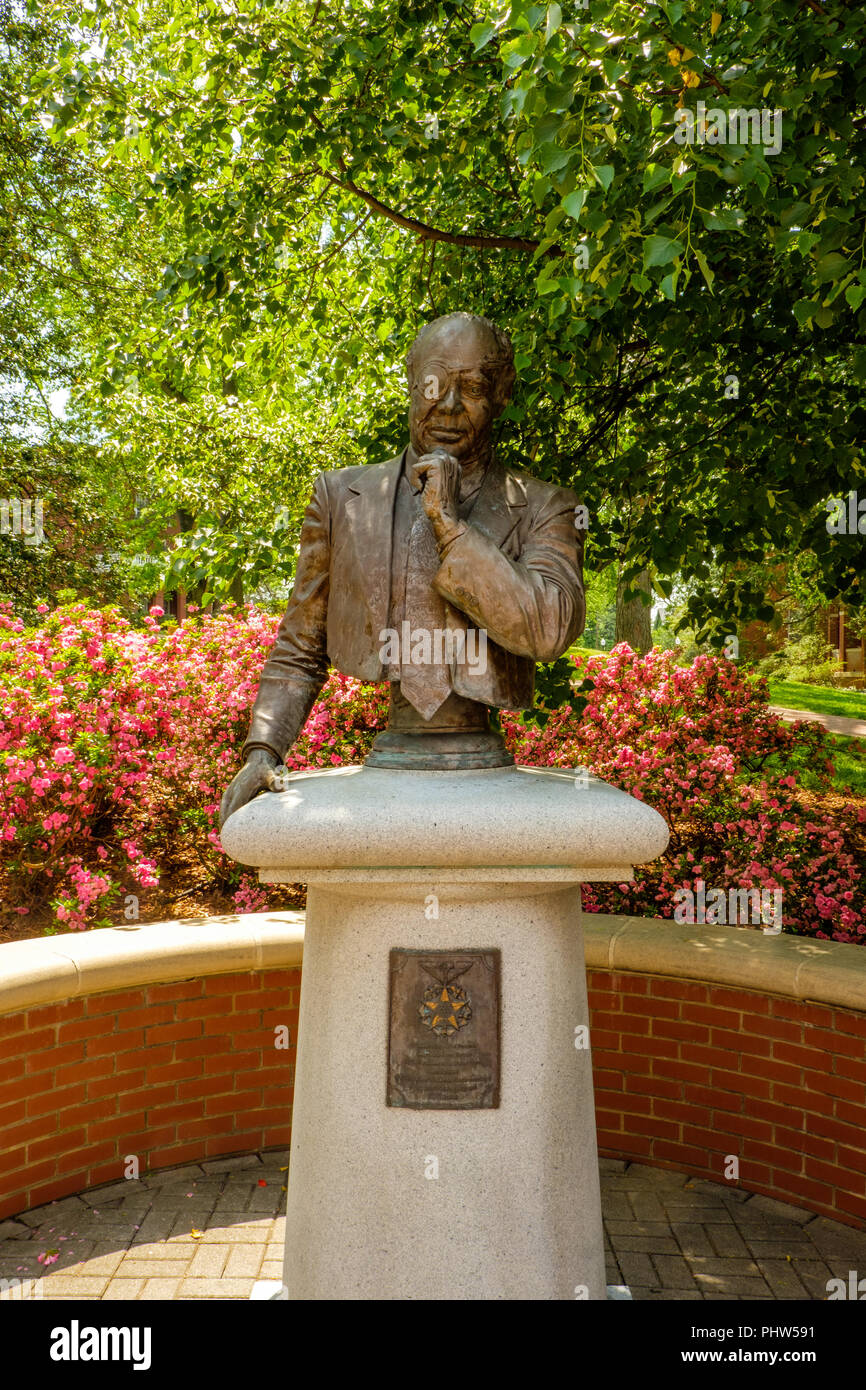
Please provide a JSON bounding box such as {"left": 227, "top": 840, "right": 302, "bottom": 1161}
{"left": 220, "top": 764, "right": 668, "bottom": 1301}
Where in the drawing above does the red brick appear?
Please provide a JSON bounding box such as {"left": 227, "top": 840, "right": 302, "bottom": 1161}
{"left": 711, "top": 1072, "right": 771, "bottom": 1101}
{"left": 616, "top": 1091, "right": 654, "bottom": 1117}
{"left": 147, "top": 1142, "right": 206, "bottom": 1169}
{"left": 132, "top": 1085, "right": 177, "bottom": 1112}
{"left": 651, "top": 1058, "right": 707, "bottom": 1085}
{"left": 624, "top": 1074, "right": 681, "bottom": 1100}
{"left": 174, "top": 1036, "right": 226, "bottom": 1061}
{"left": 28, "top": 1001, "right": 85, "bottom": 1028}
{"left": 204, "top": 974, "right": 254, "bottom": 995}
{"left": 834, "top": 1100, "right": 866, "bottom": 1134}
{"left": 204, "top": 1131, "right": 266, "bottom": 1157}
{"left": 261, "top": 1009, "right": 299, "bottom": 1033}
{"left": 0, "top": 1098, "right": 26, "bottom": 1127}
{"left": 174, "top": 997, "right": 230, "bottom": 1022}
{"left": 589, "top": 1029, "right": 620, "bottom": 1053}
{"left": 652, "top": 1019, "right": 709, "bottom": 1044}
{"left": 757, "top": 1100, "right": 805, "bottom": 1131}
{"left": 804, "top": 1026, "right": 864, "bottom": 1059}
{"left": 747, "top": 1015, "right": 803, "bottom": 1044}
{"left": 262, "top": 1086, "right": 292, "bottom": 1108}
{"left": 715, "top": 1113, "right": 775, "bottom": 1143}
{"left": 116, "top": 1048, "right": 157, "bottom": 1074}
{"left": 14, "top": 1027, "right": 55, "bottom": 1054}
{"left": 772, "top": 1041, "right": 831, "bottom": 1072}
{"left": 62, "top": 1097, "right": 117, "bottom": 1129}
{"left": 203, "top": 1051, "right": 258, "bottom": 1076}
{"left": 0, "top": 1013, "right": 28, "bottom": 1041}
{"left": 147, "top": 979, "right": 204, "bottom": 1004}
{"left": 144, "top": 1020, "right": 202, "bottom": 1046}
{"left": 232, "top": 988, "right": 290, "bottom": 1012}
{"left": 1, "top": 1112, "right": 57, "bottom": 1150}
{"left": 780, "top": 1130, "right": 835, "bottom": 1164}
{"left": 8, "top": 1157, "right": 58, "bottom": 1188}
{"left": 769, "top": 998, "right": 833, "bottom": 1027}
{"left": 833, "top": 1054, "right": 866, "bottom": 1083}
{"left": 57, "top": 1016, "right": 113, "bottom": 1044}
{"left": 806, "top": 1072, "right": 863, "bottom": 1103}
{"left": 757, "top": 1058, "right": 804, "bottom": 1087}
{"left": 177, "top": 1075, "right": 233, "bottom": 1102}
{"left": 89, "top": 1112, "right": 147, "bottom": 1143}
{"left": 87, "top": 989, "right": 146, "bottom": 1016}
{"left": 654, "top": 1098, "right": 711, "bottom": 1127}
{"left": 710, "top": 1029, "right": 772, "bottom": 1059}
{"left": 235, "top": 1029, "right": 280, "bottom": 1051}
{"left": 177, "top": 1115, "right": 237, "bottom": 1141}
{"left": 54, "top": 1057, "right": 109, "bottom": 1089}
{"left": 775, "top": 1082, "right": 834, "bottom": 1115}
{"left": 0, "top": 1145, "right": 26, "bottom": 1174}
{"left": 25, "top": 1041, "right": 85, "bottom": 1074}
{"left": 834, "top": 1190, "right": 866, "bottom": 1223}
{"left": 0, "top": 1075, "right": 50, "bottom": 1107}
{"left": 121, "top": 1125, "right": 176, "bottom": 1153}
{"left": 149, "top": 1101, "right": 205, "bottom": 1126}
{"left": 116, "top": 1004, "right": 175, "bottom": 1031}
{"left": 807, "top": 1156, "right": 865, "bottom": 1191}
{"left": 684, "top": 1083, "right": 742, "bottom": 1115}
{"left": 625, "top": 1113, "right": 679, "bottom": 1141}
{"left": 650, "top": 980, "right": 709, "bottom": 1004}
{"left": 88, "top": 1070, "right": 145, "bottom": 1100}
{"left": 709, "top": 987, "right": 769, "bottom": 1015}
{"left": 28, "top": 1083, "right": 86, "bottom": 1117}
{"left": 651, "top": 1140, "right": 710, "bottom": 1167}
{"left": 810, "top": 1114, "right": 866, "bottom": 1148}
{"left": 774, "top": 1173, "right": 834, "bottom": 1208}
{"left": 26, "top": 1171, "right": 90, "bottom": 1209}
{"left": 833, "top": 1011, "right": 866, "bottom": 1039}
{"left": 613, "top": 975, "right": 649, "bottom": 996}
{"left": 86, "top": 1160, "right": 127, "bottom": 1188}
{"left": 86, "top": 1029, "right": 145, "bottom": 1058}
{"left": 205, "top": 1090, "right": 262, "bottom": 1117}
{"left": 145, "top": 1059, "right": 201, "bottom": 1085}
{"left": 587, "top": 989, "right": 620, "bottom": 1012}
{"left": 625, "top": 997, "right": 680, "bottom": 1021}
{"left": 686, "top": 1004, "right": 740, "bottom": 1029}
{"left": 234, "top": 1066, "right": 293, "bottom": 1094}
{"left": 28, "top": 1129, "right": 87, "bottom": 1165}
{"left": 203, "top": 1010, "right": 260, "bottom": 1037}
{"left": 0, "top": 1057, "right": 25, "bottom": 1083}
{"left": 262, "top": 1124, "right": 291, "bottom": 1145}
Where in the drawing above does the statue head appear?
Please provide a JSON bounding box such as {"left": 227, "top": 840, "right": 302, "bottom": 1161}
{"left": 406, "top": 312, "right": 515, "bottom": 465}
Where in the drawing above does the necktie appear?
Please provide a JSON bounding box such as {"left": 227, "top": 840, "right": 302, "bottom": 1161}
{"left": 399, "top": 496, "right": 453, "bottom": 720}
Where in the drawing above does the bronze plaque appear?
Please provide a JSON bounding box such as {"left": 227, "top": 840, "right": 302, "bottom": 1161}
{"left": 387, "top": 948, "right": 500, "bottom": 1109}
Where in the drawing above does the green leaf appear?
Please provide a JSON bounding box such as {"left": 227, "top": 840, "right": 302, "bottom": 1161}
{"left": 562, "top": 188, "right": 588, "bottom": 221}
{"left": 643, "top": 235, "right": 683, "bottom": 269}
{"left": 469, "top": 21, "right": 496, "bottom": 52}
{"left": 694, "top": 249, "right": 715, "bottom": 293}
{"left": 643, "top": 163, "right": 669, "bottom": 194}
{"left": 592, "top": 164, "right": 614, "bottom": 192}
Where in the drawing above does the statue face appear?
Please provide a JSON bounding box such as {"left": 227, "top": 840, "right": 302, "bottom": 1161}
{"left": 408, "top": 320, "right": 499, "bottom": 464}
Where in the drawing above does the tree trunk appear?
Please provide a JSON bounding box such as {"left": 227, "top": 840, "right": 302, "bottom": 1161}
{"left": 615, "top": 568, "right": 652, "bottom": 653}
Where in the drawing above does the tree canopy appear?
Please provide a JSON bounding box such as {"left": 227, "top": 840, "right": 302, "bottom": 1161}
{"left": 8, "top": 0, "right": 866, "bottom": 637}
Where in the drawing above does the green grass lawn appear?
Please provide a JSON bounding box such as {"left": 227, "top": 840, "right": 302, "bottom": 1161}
{"left": 767, "top": 680, "right": 866, "bottom": 720}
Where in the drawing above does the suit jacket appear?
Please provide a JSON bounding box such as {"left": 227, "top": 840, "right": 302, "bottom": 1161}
{"left": 243, "top": 452, "right": 585, "bottom": 761}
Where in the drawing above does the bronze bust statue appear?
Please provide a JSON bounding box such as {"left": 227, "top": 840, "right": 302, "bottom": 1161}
{"left": 220, "top": 312, "right": 585, "bottom": 825}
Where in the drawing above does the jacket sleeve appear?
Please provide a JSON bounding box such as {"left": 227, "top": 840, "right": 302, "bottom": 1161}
{"left": 433, "top": 485, "right": 585, "bottom": 663}
{"left": 242, "top": 473, "right": 332, "bottom": 761}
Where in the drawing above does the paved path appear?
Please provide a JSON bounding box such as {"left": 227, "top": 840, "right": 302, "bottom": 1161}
{"left": 2, "top": 1154, "right": 865, "bottom": 1300}
{"left": 769, "top": 705, "right": 866, "bottom": 739}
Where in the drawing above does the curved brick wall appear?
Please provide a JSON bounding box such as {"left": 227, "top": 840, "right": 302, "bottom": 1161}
{"left": 589, "top": 970, "right": 866, "bottom": 1228}
{"left": 1, "top": 912, "right": 864, "bottom": 1226}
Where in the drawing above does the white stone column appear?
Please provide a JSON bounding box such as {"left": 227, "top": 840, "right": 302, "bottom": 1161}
{"left": 221, "top": 765, "right": 668, "bottom": 1301}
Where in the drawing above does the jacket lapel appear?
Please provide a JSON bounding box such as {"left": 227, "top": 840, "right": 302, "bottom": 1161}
{"left": 345, "top": 454, "right": 403, "bottom": 641}
{"left": 467, "top": 458, "right": 526, "bottom": 550}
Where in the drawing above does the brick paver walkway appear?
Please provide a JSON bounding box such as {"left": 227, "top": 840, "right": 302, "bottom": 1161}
{"left": 1, "top": 1153, "right": 864, "bottom": 1300}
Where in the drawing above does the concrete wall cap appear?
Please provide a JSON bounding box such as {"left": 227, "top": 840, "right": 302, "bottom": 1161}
{"left": 1, "top": 911, "right": 863, "bottom": 1017}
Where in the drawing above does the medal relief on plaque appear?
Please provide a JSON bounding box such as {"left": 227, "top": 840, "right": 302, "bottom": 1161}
{"left": 387, "top": 948, "right": 500, "bottom": 1109}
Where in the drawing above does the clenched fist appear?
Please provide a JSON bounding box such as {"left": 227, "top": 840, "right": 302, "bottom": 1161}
{"left": 409, "top": 449, "right": 464, "bottom": 549}
{"left": 219, "top": 747, "right": 283, "bottom": 829}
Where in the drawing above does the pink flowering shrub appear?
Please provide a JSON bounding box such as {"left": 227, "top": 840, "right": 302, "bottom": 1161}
{"left": 0, "top": 603, "right": 862, "bottom": 942}
{"left": 501, "top": 646, "right": 865, "bottom": 945}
